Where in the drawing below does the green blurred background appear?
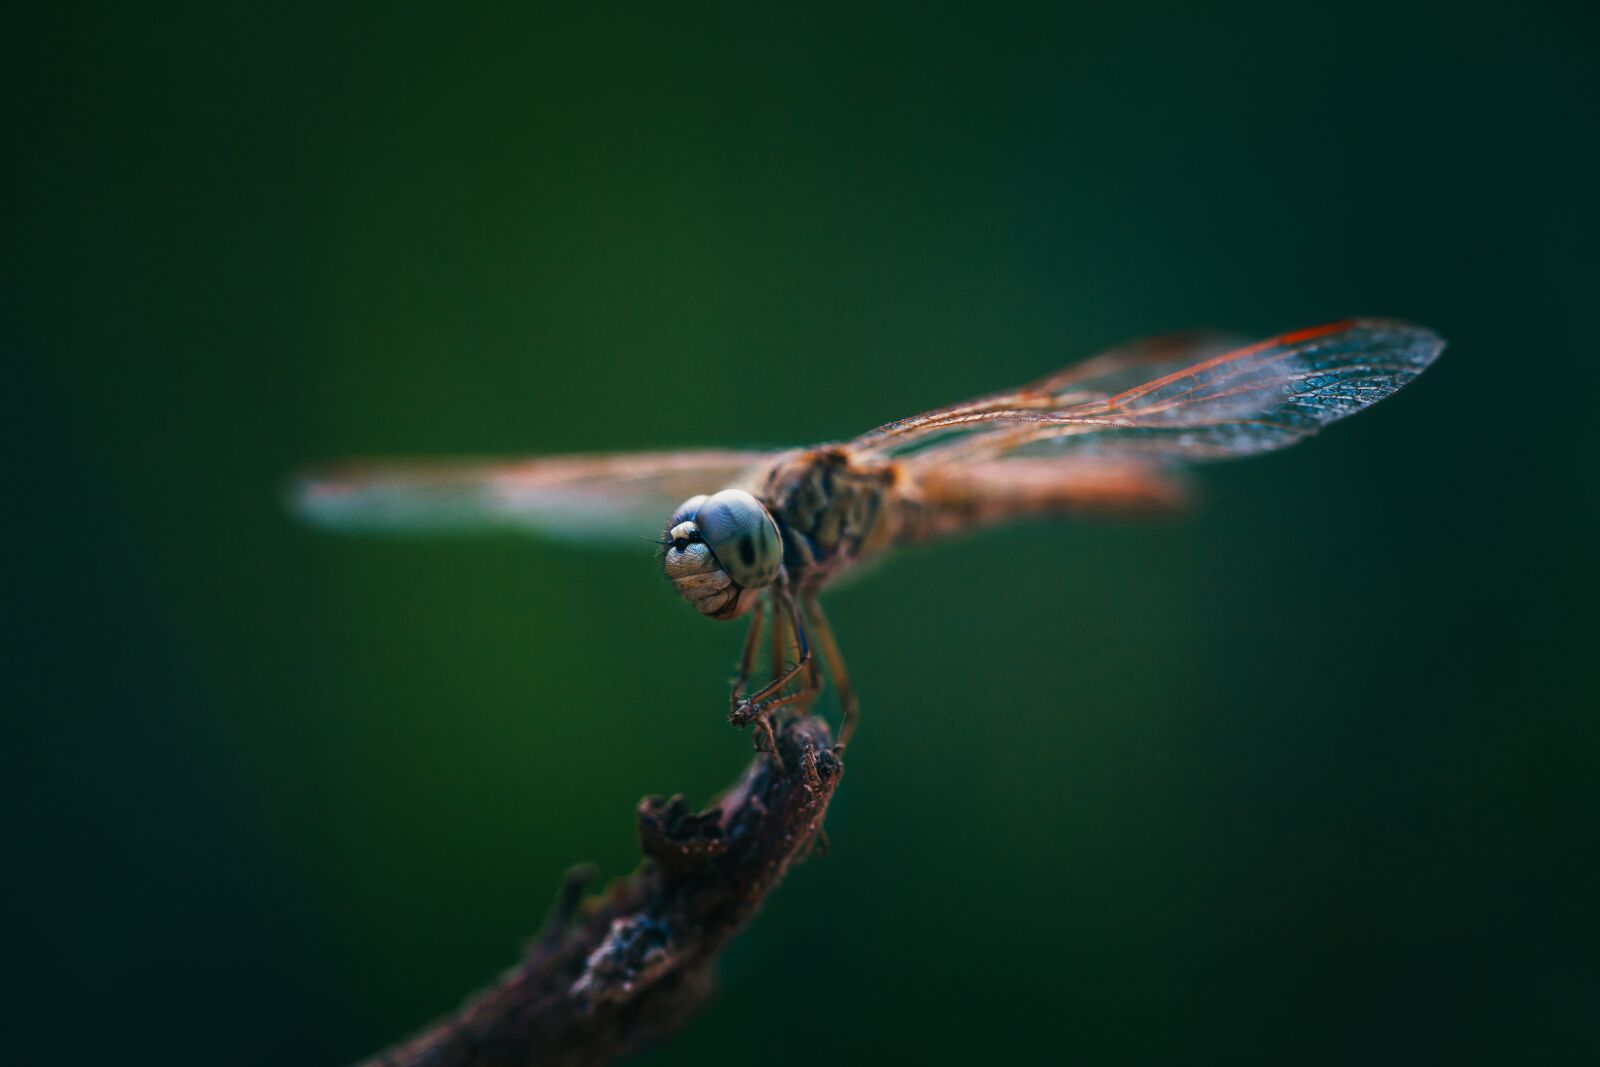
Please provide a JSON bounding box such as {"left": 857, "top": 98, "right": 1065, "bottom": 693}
{"left": 10, "top": 3, "right": 1596, "bottom": 1064}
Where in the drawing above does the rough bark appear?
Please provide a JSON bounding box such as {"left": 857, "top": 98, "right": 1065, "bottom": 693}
{"left": 360, "top": 714, "right": 842, "bottom": 1067}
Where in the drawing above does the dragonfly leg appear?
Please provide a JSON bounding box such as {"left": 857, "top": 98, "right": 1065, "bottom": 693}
{"left": 787, "top": 593, "right": 824, "bottom": 716}
{"left": 729, "top": 584, "right": 817, "bottom": 732}
{"left": 768, "top": 590, "right": 792, "bottom": 699}
{"left": 729, "top": 597, "right": 767, "bottom": 711}
{"left": 752, "top": 713, "right": 783, "bottom": 767}
{"left": 805, "top": 594, "right": 859, "bottom": 750}
{"left": 728, "top": 600, "right": 785, "bottom": 765}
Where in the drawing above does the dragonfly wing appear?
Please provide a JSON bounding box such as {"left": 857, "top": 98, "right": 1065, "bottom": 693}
{"left": 863, "top": 320, "right": 1442, "bottom": 465}
{"left": 850, "top": 329, "right": 1248, "bottom": 458}
{"left": 1003, "top": 318, "right": 1443, "bottom": 461}
{"left": 1012, "top": 328, "right": 1252, "bottom": 400}
{"left": 291, "top": 450, "right": 782, "bottom": 543}
{"left": 898, "top": 456, "right": 1190, "bottom": 546}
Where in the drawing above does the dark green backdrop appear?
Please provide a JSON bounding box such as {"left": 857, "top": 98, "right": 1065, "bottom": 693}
{"left": 11, "top": 3, "right": 1595, "bottom": 1064}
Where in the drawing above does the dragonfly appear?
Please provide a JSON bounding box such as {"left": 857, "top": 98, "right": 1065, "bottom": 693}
{"left": 295, "top": 318, "right": 1443, "bottom": 755}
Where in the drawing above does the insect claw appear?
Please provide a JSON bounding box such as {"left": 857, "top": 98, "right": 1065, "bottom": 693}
{"left": 759, "top": 725, "right": 786, "bottom": 773}
{"left": 728, "top": 698, "right": 763, "bottom": 729}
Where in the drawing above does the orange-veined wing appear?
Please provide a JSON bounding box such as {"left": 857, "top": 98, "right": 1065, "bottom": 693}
{"left": 849, "top": 329, "right": 1248, "bottom": 457}
{"left": 291, "top": 450, "right": 781, "bottom": 543}
{"left": 851, "top": 319, "right": 1443, "bottom": 465}
{"left": 894, "top": 456, "right": 1192, "bottom": 546}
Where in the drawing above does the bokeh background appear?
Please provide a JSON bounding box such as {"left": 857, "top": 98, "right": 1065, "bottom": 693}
{"left": 11, "top": 3, "right": 1596, "bottom": 1064}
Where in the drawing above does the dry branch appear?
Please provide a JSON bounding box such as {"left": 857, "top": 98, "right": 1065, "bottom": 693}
{"left": 360, "top": 714, "right": 843, "bottom": 1067}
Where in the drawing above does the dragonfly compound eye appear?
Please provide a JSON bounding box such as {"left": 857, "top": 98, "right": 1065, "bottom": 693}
{"left": 666, "top": 494, "right": 707, "bottom": 533}
{"left": 695, "top": 489, "right": 782, "bottom": 590}
{"left": 660, "top": 490, "right": 775, "bottom": 619}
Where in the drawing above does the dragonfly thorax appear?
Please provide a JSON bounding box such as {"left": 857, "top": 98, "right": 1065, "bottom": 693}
{"left": 662, "top": 489, "right": 782, "bottom": 620}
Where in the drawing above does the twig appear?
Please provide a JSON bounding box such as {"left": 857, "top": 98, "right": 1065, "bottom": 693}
{"left": 359, "top": 714, "right": 843, "bottom": 1067}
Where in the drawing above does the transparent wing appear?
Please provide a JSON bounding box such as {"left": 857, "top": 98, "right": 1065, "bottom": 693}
{"left": 291, "top": 450, "right": 781, "bottom": 543}
{"left": 852, "top": 319, "right": 1443, "bottom": 465}
{"left": 849, "top": 329, "right": 1248, "bottom": 457}
{"left": 1013, "top": 329, "right": 1255, "bottom": 398}
{"left": 894, "top": 456, "right": 1192, "bottom": 547}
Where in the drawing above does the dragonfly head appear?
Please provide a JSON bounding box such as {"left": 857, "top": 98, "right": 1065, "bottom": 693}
{"left": 662, "top": 489, "right": 782, "bottom": 620}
